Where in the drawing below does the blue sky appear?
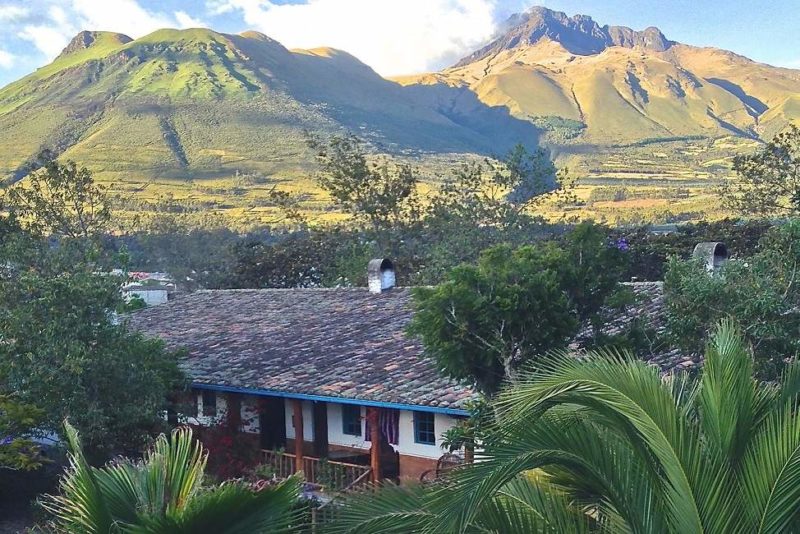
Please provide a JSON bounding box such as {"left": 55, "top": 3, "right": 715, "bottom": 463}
{"left": 0, "top": 0, "right": 798, "bottom": 87}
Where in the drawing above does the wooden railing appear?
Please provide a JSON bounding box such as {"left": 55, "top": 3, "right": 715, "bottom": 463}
{"left": 261, "top": 449, "right": 372, "bottom": 492}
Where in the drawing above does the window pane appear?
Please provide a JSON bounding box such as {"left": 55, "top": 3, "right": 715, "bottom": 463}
{"left": 414, "top": 412, "right": 436, "bottom": 445}
{"left": 342, "top": 405, "right": 361, "bottom": 436}
{"left": 202, "top": 391, "right": 217, "bottom": 417}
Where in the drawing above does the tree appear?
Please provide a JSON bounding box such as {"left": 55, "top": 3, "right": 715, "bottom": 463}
{"left": 721, "top": 125, "right": 800, "bottom": 215}
{"left": 664, "top": 220, "right": 800, "bottom": 380}
{"left": 409, "top": 244, "right": 576, "bottom": 395}
{"left": 309, "top": 134, "right": 420, "bottom": 229}
{"left": 42, "top": 422, "right": 301, "bottom": 533}
{"left": 0, "top": 258, "right": 184, "bottom": 459}
{"left": 4, "top": 153, "right": 111, "bottom": 240}
{"left": 409, "top": 223, "right": 628, "bottom": 395}
{"left": 426, "top": 144, "right": 569, "bottom": 230}
{"left": 330, "top": 321, "right": 800, "bottom": 532}
{"left": 0, "top": 395, "right": 44, "bottom": 471}
{"left": 0, "top": 160, "right": 184, "bottom": 460}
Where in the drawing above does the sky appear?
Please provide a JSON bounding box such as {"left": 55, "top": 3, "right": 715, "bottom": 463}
{"left": 0, "top": 0, "right": 798, "bottom": 87}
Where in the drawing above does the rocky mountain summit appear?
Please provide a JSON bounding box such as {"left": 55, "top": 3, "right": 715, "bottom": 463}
{"left": 456, "top": 6, "right": 672, "bottom": 66}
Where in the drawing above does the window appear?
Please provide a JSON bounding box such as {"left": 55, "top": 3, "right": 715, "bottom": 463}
{"left": 185, "top": 393, "right": 198, "bottom": 418}
{"left": 414, "top": 411, "right": 436, "bottom": 445}
{"left": 202, "top": 390, "right": 217, "bottom": 417}
{"left": 342, "top": 405, "right": 361, "bottom": 436}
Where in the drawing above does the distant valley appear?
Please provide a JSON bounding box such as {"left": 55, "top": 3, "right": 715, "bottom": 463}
{"left": 1, "top": 6, "right": 798, "bottom": 225}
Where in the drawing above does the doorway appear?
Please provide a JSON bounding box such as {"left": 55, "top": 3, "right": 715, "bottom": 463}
{"left": 312, "top": 401, "right": 329, "bottom": 457}
{"left": 259, "top": 397, "right": 286, "bottom": 450}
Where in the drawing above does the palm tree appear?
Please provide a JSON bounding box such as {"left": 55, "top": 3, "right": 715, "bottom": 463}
{"left": 329, "top": 320, "right": 800, "bottom": 533}
{"left": 41, "top": 423, "right": 302, "bottom": 533}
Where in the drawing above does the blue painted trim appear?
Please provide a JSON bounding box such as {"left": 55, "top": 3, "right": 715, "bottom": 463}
{"left": 191, "top": 382, "right": 470, "bottom": 416}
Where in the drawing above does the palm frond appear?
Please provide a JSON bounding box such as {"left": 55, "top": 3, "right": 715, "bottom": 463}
{"left": 477, "top": 477, "right": 590, "bottom": 533}
{"left": 495, "top": 347, "right": 736, "bottom": 533}
{"left": 697, "top": 319, "right": 763, "bottom": 465}
{"left": 39, "top": 420, "right": 117, "bottom": 533}
{"left": 131, "top": 477, "right": 302, "bottom": 534}
{"left": 323, "top": 482, "right": 440, "bottom": 534}
{"left": 739, "top": 406, "right": 800, "bottom": 533}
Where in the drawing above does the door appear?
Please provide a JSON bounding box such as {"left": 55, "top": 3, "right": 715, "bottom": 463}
{"left": 259, "top": 397, "right": 286, "bottom": 450}
{"left": 312, "top": 401, "right": 329, "bottom": 457}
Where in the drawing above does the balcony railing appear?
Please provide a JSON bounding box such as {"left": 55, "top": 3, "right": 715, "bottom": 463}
{"left": 261, "top": 449, "right": 372, "bottom": 492}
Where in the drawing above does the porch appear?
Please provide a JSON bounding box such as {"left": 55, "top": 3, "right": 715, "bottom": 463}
{"left": 261, "top": 449, "right": 372, "bottom": 492}
{"left": 193, "top": 389, "right": 465, "bottom": 485}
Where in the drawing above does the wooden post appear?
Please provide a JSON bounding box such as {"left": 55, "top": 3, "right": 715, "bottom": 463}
{"left": 292, "top": 399, "right": 304, "bottom": 474}
{"left": 226, "top": 394, "right": 241, "bottom": 431}
{"left": 367, "top": 407, "right": 381, "bottom": 482}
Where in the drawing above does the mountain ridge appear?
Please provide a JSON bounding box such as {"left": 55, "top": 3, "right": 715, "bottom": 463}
{"left": 0, "top": 6, "right": 798, "bottom": 225}
{"left": 0, "top": 26, "right": 537, "bottom": 186}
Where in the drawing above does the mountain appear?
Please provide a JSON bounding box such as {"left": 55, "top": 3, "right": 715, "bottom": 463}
{"left": 0, "top": 28, "right": 536, "bottom": 185}
{"left": 396, "top": 6, "right": 800, "bottom": 175}
{"left": 2, "top": 8, "right": 800, "bottom": 225}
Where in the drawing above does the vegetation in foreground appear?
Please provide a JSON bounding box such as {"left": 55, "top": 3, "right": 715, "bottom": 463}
{"left": 329, "top": 321, "right": 800, "bottom": 533}
{"left": 41, "top": 422, "right": 301, "bottom": 533}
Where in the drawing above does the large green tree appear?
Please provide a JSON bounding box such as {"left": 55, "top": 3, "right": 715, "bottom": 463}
{"left": 330, "top": 321, "right": 800, "bottom": 533}
{"left": 0, "top": 157, "right": 183, "bottom": 459}
{"left": 409, "top": 223, "right": 628, "bottom": 395}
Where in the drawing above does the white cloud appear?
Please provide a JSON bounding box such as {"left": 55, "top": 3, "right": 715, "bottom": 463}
{"left": 174, "top": 10, "right": 207, "bottom": 29}
{"left": 49, "top": 5, "right": 69, "bottom": 26}
{"left": 209, "top": 0, "right": 499, "bottom": 75}
{"left": 69, "top": 0, "right": 172, "bottom": 36}
{"left": 0, "top": 5, "right": 29, "bottom": 21}
{"left": 0, "top": 49, "right": 16, "bottom": 68}
{"left": 17, "top": 25, "right": 75, "bottom": 59}
{"left": 14, "top": 1, "right": 212, "bottom": 62}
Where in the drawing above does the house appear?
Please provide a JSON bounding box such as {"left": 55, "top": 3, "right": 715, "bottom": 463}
{"left": 129, "top": 245, "right": 719, "bottom": 486}
{"left": 128, "top": 259, "right": 475, "bottom": 484}
{"left": 122, "top": 271, "right": 176, "bottom": 306}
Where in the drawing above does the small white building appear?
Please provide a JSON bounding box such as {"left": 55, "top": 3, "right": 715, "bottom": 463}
{"left": 122, "top": 272, "right": 176, "bottom": 306}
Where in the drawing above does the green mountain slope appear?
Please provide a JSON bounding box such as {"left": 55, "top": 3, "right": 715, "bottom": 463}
{"left": 396, "top": 7, "right": 800, "bottom": 174}
{"left": 0, "top": 28, "right": 538, "bottom": 185}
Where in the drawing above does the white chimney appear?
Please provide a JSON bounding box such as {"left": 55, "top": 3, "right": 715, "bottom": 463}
{"left": 368, "top": 258, "right": 396, "bottom": 293}
{"left": 693, "top": 242, "right": 729, "bottom": 272}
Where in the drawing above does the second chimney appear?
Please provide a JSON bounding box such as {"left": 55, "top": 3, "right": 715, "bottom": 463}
{"left": 692, "top": 242, "right": 729, "bottom": 272}
{"left": 368, "top": 258, "right": 395, "bottom": 293}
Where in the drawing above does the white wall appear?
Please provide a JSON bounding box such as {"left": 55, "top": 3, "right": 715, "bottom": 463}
{"left": 193, "top": 391, "right": 227, "bottom": 426}
{"left": 284, "top": 400, "right": 314, "bottom": 442}
{"left": 327, "top": 404, "right": 369, "bottom": 450}
{"left": 241, "top": 396, "right": 261, "bottom": 434}
{"left": 125, "top": 288, "right": 169, "bottom": 306}
{"left": 325, "top": 403, "right": 461, "bottom": 459}
{"left": 396, "top": 410, "right": 459, "bottom": 459}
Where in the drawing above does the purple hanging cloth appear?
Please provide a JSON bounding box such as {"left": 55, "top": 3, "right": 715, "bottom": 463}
{"left": 364, "top": 408, "right": 399, "bottom": 445}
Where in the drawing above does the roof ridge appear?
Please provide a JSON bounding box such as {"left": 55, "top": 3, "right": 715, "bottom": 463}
{"left": 193, "top": 287, "right": 414, "bottom": 293}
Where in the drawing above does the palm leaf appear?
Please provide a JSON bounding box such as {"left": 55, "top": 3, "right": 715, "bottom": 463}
{"left": 130, "top": 477, "right": 302, "bottom": 534}
{"left": 495, "top": 348, "right": 736, "bottom": 533}
{"left": 739, "top": 406, "right": 800, "bottom": 533}
{"left": 39, "top": 421, "right": 118, "bottom": 533}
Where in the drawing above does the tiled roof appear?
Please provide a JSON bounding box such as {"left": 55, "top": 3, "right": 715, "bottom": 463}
{"left": 127, "top": 288, "right": 476, "bottom": 412}
{"left": 574, "top": 282, "right": 700, "bottom": 373}
{"left": 128, "top": 282, "right": 697, "bottom": 414}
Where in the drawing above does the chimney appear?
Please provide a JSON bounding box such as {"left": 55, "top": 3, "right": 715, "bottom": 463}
{"left": 692, "top": 242, "right": 728, "bottom": 272}
{"left": 368, "top": 258, "right": 395, "bottom": 293}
